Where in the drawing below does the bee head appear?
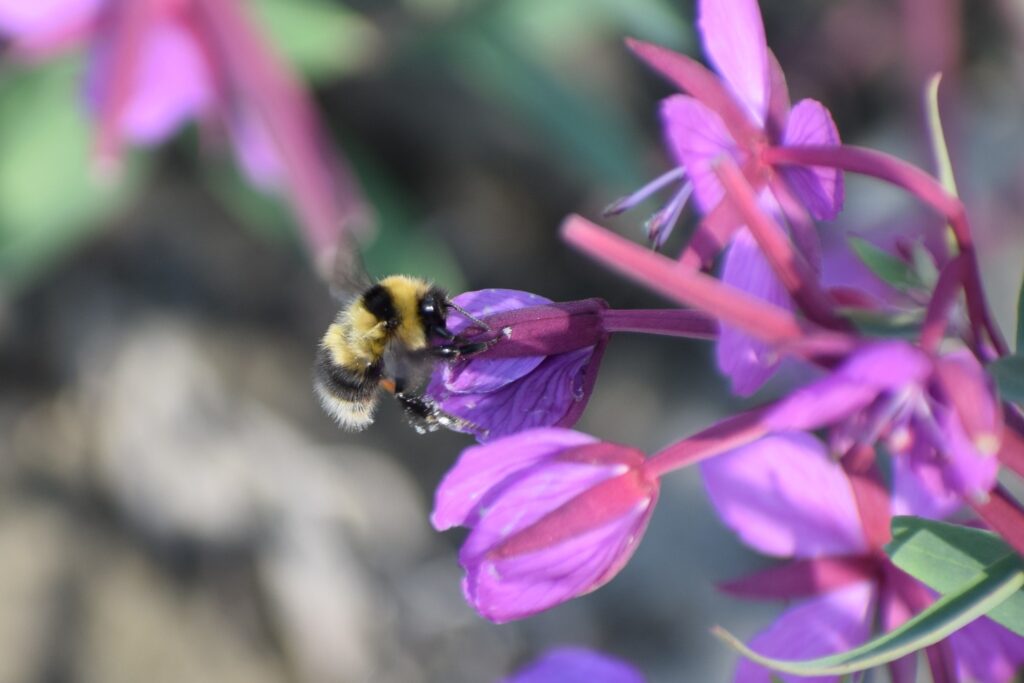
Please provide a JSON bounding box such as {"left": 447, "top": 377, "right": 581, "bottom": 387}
{"left": 420, "top": 288, "right": 455, "bottom": 340}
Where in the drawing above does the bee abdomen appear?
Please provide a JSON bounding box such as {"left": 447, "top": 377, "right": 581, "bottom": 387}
{"left": 313, "top": 346, "right": 382, "bottom": 430}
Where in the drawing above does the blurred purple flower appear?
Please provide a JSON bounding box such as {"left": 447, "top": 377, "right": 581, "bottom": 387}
{"left": 702, "top": 432, "right": 1024, "bottom": 683}
{"left": 432, "top": 428, "right": 659, "bottom": 623}
{"left": 0, "top": 0, "right": 366, "bottom": 254}
{"left": 608, "top": 0, "right": 845, "bottom": 395}
{"left": 766, "top": 340, "right": 1002, "bottom": 503}
{"left": 501, "top": 647, "right": 645, "bottom": 683}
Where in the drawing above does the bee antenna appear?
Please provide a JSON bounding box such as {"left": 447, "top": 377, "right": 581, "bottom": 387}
{"left": 446, "top": 301, "right": 491, "bottom": 331}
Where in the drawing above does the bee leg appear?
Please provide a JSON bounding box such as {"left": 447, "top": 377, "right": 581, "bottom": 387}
{"left": 430, "top": 332, "right": 506, "bottom": 360}
{"left": 446, "top": 301, "right": 491, "bottom": 331}
{"left": 393, "top": 391, "right": 487, "bottom": 436}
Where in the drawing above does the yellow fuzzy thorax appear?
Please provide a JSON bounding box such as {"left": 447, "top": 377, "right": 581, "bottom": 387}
{"left": 321, "top": 275, "right": 432, "bottom": 370}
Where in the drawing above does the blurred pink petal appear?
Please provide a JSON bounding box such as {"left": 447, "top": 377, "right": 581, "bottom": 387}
{"left": 0, "top": 0, "right": 99, "bottom": 48}
{"left": 933, "top": 351, "right": 1002, "bottom": 457}
{"left": 89, "top": 18, "right": 213, "bottom": 144}
{"left": 948, "top": 616, "right": 1024, "bottom": 683}
{"left": 503, "top": 647, "right": 645, "bottom": 683}
{"left": 227, "top": 103, "right": 286, "bottom": 188}
{"left": 701, "top": 432, "right": 867, "bottom": 558}
{"left": 697, "top": 0, "right": 769, "bottom": 125}
{"left": 716, "top": 229, "right": 793, "bottom": 396}
{"left": 781, "top": 99, "right": 844, "bottom": 220}
{"left": 890, "top": 444, "right": 963, "bottom": 520}
{"left": 660, "top": 94, "right": 736, "bottom": 213}
{"left": 734, "top": 582, "right": 876, "bottom": 683}
{"left": 432, "top": 428, "right": 598, "bottom": 531}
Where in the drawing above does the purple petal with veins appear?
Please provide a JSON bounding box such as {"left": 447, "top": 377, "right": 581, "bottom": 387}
{"left": 734, "top": 582, "right": 876, "bottom": 683}
{"left": 88, "top": 19, "right": 213, "bottom": 144}
{"left": 502, "top": 647, "right": 646, "bottom": 683}
{"left": 781, "top": 99, "right": 844, "bottom": 220}
{"left": 701, "top": 432, "right": 867, "bottom": 558}
{"left": 661, "top": 94, "right": 737, "bottom": 213}
{"left": 442, "top": 289, "right": 552, "bottom": 393}
{"left": 432, "top": 427, "right": 597, "bottom": 531}
{"left": 717, "top": 229, "right": 793, "bottom": 396}
{"left": 697, "top": 0, "right": 769, "bottom": 126}
{"left": 428, "top": 346, "right": 598, "bottom": 442}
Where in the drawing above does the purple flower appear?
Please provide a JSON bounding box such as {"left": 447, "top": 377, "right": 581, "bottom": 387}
{"left": 426, "top": 289, "right": 610, "bottom": 442}
{"left": 432, "top": 428, "right": 659, "bottom": 623}
{"left": 609, "top": 0, "right": 844, "bottom": 395}
{"left": 766, "top": 340, "right": 1002, "bottom": 502}
{"left": 0, "top": 0, "right": 366, "bottom": 254}
{"left": 702, "top": 432, "right": 1024, "bottom": 683}
{"left": 501, "top": 647, "right": 645, "bottom": 683}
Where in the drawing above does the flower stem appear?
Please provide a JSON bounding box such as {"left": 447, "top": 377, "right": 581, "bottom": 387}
{"left": 970, "top": 485, "right": 1024, "bottom": 557}
{"left": 764, "top": 144, "right": 1009, "bottom": 357}
{"left": 920, "top": 254, "right": 967, "bottom": 353}
{"left": 644, "top": 408, "right": 768, "bottom": 478}
{"left": 601, "top": 309, "right": 717, "bottom": 339}
{"left": 562, "top": 214, "right": 807, "bottom": 344}
{"left": 714, "top": 157, "right": 849, "bottom": 331}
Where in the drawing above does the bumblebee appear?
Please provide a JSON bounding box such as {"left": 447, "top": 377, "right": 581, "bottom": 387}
{"left": 313, "top": 246, "right": 494, "bottom": 433}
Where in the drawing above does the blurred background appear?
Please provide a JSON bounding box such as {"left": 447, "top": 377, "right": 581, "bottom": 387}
{"left": 2, "top": 0, "right": 1024, "bottom": 681}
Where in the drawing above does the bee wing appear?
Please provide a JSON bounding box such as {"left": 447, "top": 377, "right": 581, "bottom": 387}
{"left": 323, "top": 233, "right": 375, "bottom": 301}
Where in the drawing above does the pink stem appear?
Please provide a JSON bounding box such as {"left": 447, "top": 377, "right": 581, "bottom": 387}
{"left": 714, "top": 157, "right": 848, "bottom": 330}
{"left": 601, "top": 309, "right": 717, "bottom": 339}
{"left": 998, "top": 416, "right": 1024, "bottom": 479}
{"left": 971, "top": 486, "right": 1024, "bottom": 557}
{"left": 644, "top": 408, "right": 768, "bottom": 478}
{"left": 679, "top": 198, "right": 743, "bottom": 269}
{"left": 718, "top": 556, "right": 877, "bottom": 600}
{"left": 562, "top": 214, "right": 806, "bottom": 345}
{"left": 920, "top": 254, "right": 968, "bottom": 353}
{"left": 765, "top": 144, "right": 1009, "bottom": 357}
{"left": 841, "top": 444, "right": 893, "bottom": 551}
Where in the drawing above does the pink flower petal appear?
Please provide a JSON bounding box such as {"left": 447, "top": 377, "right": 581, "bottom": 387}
{"left": 948, "top": 616, "right": 1024, "bottom": 683}
{"left": 781, "top": 99, "right": 844, "bottom": 220}
{"left": 503, "top": 647, "right": 645, "bottom": 683}
{"left": 933, "top": 350, "right": 1002, "bottom": 458}
{"left": 697, "top": 0, "right": 769, "bottom": 125}
{"left": 660, "top": 94, "right": 738, "bottom": 214}
{"left": 734, "top": 582, "right": 876, "bottom": 683}
{"left": 462, "top": 454, "right": 657, "bottom": 622}
{"left": 94, "top": 19, "right": 214, "bottom": 144}
{"left": 766, "top": 341, "right": 932, "bottom": 431}
{"left": 701, "top": 432, "right": 868, "bottom": 557}
{"left": 227, "top": 104, "right": 286, "bottom": 188}
{"left": 890, "top": 442, "right": 963, "bottom": 520}
{"left": 431, "top": 428, "right": 598, "bottom": 531}
{"left": 716, "top": 229, "right": 793, "bottom": 396}
{"left": 0, "top": 0, "right": 98, "bottom": 44}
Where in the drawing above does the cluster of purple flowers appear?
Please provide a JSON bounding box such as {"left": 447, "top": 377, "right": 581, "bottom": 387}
{"left": 422, "top": 0, "right": 1024, "bottom": 680}
{"left": 12, "top": 0, "right": 1023, "bottom": 679}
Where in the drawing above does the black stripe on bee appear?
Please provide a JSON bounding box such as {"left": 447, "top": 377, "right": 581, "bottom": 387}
{"left": 362, "top": 284, "right": 398, "bottom": 324}
{"left": 314, "top": 346, "right": 381, "bottom": 399}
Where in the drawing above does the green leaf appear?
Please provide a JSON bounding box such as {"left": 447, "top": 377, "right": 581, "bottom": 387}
{"left": 1016, "top": 275, "right": 1024, "bottom": 353}
{"left": 0, "top": 58, "right": 141, "bottom": 290}
{"left": 249, "top": 0, "right": 379, "bottom": 81}
{"left": 713, "top": 553, "right": 1024, "bottom": 676}
{"left": 886, "top": 516, "right": 1024, "bottom": 636}
{"left": 848, "top": 236, "right": 921, "bottom": 290}
{"left": 924, "top": 74, "right": 959, "bottom": 197}
{"left": 988, "top": 355, "right": 1024, "bottom": 407}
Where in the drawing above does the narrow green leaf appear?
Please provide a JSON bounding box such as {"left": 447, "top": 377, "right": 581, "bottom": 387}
{"left": 887, "top": 516, "right": 1024, "bottom": 636}
{"left": 1016, "top": 275, "right": 1024, "bottom": 353}
{"left": 924, "top": 74, "right": 958, "bottom": 197}
{"left": 249, "top": 0, "right": 379, "bottom": 81}
{"left": 988, "top": 355, "right": 1024, "bottom": 407}
{"left": 713, "top": 554, "right": 1024, "bottom": 676}
{"left": 848, "top": 237, "right": 920, "bottom": 290}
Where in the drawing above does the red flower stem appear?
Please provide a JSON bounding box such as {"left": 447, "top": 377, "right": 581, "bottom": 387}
{"left": 717, "top": 556, "right": 877, "bottom": 600}
{"left": 679, "top": 198, "right": 743, "bottom": 269}
{"left": 970, "top": 485, "right": 1024, "bottom": 557}
{"left": 601, "top": 309, "right": 717, "bottom": 339}
{"left": 764, "top": 144, "right": 1009, "bottom": 357}
{"left": 563, "top": 215, "right": 805, "bottom": 344}
{"left": 769, "top": 175, "right": 823, "bottom": 272}
{"left": 919, "top": 254, "right": 968, "bottom": 353}
{"left": 714, "top": 158, "right": 849, "bottom": 331}
{"left": 998, "top": 413, "right": 1024, "bottom": 478}
{"left": 644, "top": 408, "right": 769, "bottom": 478}
{"left": 841, "top": 444, "right": 893, "bottom": 551}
